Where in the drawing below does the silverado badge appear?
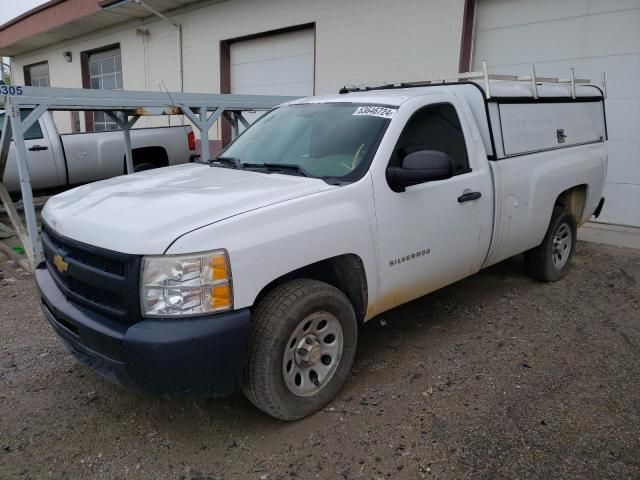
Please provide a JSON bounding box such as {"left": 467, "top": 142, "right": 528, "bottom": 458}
{"left": 53, "top": 254, "right": 69, "bottom": 273}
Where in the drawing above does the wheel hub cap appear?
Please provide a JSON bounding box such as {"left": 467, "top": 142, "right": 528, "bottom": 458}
{"left": 296, "top": 336, "right": 322, "bottom": 366}
{"left": 552, "top": 222, "right": 572, "bottom": 269}
{"left": 282, "top": 311, "right": 344, "bottom": 397}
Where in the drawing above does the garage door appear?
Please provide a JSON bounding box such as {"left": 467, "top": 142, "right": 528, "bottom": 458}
{"left": 230, "top": 28, "right": 315, "bottom": 97}
{"left": 472, "top": 0, "right": 640, "bottom": 227}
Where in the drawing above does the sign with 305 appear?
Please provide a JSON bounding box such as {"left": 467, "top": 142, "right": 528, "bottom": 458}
{"left": 0, "top": 85, "right": 24, "bottom": 95}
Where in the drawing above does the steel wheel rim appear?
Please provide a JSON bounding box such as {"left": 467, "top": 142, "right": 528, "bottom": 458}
{"left": 552, "top": 222, "right": 572, "bottom": 269}
{"left": 282, "top": 311, "right": 344, "bottom": 397}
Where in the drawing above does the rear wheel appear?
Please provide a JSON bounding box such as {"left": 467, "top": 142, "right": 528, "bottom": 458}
{"left": 242, "top": 279, "right": 357, "bottom": 420}
{"left": 133, "top": 162, "right": 156, "bottom": 172}
{"left": 524, "top": 206, "right": 577, "bottom": 282}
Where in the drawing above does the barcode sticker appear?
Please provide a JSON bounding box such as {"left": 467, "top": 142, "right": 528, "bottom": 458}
{"left": 353, "top": 106, "right": 396, "bottom": 119}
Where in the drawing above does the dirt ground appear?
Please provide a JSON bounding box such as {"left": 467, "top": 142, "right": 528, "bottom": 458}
{"left": 0, "top": 241, "right": 638, "bottom": 480}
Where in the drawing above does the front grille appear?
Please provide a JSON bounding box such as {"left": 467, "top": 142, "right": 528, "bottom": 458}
{"left": 41, "top": 222, "right": 141, "bottom": 323}
{"left": 66, "top": 277, "right": 126, "bottom": 311}
{"left": 44, "top": 226, "right": 125, "bottom": 276}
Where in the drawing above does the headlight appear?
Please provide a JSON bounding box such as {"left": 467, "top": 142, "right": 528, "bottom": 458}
{"left": 141, "top": 250, "right": 232, "bottom": 317}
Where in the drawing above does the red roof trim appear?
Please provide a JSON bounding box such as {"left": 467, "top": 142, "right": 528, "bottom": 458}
{"left": 0, "top": 0, "right": 65, "bottom": 30}
{"left": 0, "top": 0, "right": 102, "bottom": 53}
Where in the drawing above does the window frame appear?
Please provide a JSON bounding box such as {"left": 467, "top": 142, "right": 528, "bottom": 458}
{"left": 386, "top": 101, "right": 472, "bottom": 188}
{"left": 23, "top": 61, "right": 50, "bottom": 87}
{"left": 81, "top": 44, "right": 122, "bottom": 132}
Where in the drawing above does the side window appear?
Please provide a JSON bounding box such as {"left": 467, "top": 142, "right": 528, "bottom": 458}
{"left": 21, "top": 110, "right": 44, "bottom": 140}
{"left": 390, "top": 103, "right": 470, "bottom": 176}
{"left": 0, "top": 111, "right": 44, "bottom": 140}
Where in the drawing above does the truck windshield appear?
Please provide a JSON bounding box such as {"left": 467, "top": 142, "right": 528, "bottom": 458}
{"left": 218, "top": 103, "right": 393, "bottom": 182}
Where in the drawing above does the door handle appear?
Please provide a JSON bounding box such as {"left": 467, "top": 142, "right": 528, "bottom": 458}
{"left": 458, "top": 190, "right": 482, "bottom": 203}
{"left": 28, "top": 145, "right": 48, "bottom": 151}
{"left": 556, "top": 129, "right": 567, "bottom": 143}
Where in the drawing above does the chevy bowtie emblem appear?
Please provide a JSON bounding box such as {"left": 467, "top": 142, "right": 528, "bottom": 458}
{"left": 53, "top": 254, "right": 69, "bottom": 273}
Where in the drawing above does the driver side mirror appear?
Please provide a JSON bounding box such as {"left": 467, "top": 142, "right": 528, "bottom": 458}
{"left": 387, "top": 150, "right": 454, "bottom": 192}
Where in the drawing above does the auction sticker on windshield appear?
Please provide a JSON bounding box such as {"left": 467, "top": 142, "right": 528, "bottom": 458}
{"left": 353, "top": 106, "right": 396, "bottom": 119}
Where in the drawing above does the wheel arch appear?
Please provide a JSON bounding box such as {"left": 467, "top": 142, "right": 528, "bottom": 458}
{"left": 554, "top": 184, "right": 589, "bottom": 225}
{"left": 124, "top": 146, "right": 169, "bottom": 172}
{"left": 252, "top": 253, "right": 369, "bottom": 323}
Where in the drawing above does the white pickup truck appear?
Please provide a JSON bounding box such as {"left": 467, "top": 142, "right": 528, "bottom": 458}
{"left": 35, "top": 80, "right": 607, "bottom": 420}
{"left": 1, "top": 110, "right": 195, "bottom": 193}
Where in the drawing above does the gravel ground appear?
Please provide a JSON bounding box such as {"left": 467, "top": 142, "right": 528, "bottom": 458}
{"left": 0, "top": 241, "right": 639, "bottom": 480}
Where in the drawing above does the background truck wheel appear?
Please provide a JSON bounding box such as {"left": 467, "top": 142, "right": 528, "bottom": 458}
{"left": 524, "top": 206, "right": 577, "bottom": 282}
{"left": 242, "top": 279, "right": 358, "bottom": 421}
{"left": 133, "top": 162, "right": 156, "bottom": 172}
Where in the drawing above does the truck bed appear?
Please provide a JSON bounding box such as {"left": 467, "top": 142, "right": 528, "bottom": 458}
{"left": 60, "top": 124, "right": 193, "bottom": 185}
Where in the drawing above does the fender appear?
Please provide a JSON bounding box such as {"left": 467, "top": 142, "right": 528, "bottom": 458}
{"left": 166, "top": 174, "right": 380, "bottom": 316}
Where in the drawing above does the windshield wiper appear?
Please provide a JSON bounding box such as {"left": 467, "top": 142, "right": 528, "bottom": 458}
{"left": 244, "top": 162, "right": 311, "bottom": 177}
{"left": 210, "top": 156, "right": 244, "bottom": 169}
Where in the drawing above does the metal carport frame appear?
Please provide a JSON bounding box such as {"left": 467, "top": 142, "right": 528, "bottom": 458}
{"left": 0, "top": 86, "right": 299, "bottom": 269}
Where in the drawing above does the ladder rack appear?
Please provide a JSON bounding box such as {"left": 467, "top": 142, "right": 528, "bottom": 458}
{"left": 340, "top": 60, "right": 607, "bottom": 100}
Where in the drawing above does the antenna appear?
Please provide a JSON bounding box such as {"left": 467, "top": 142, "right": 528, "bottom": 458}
{"left": 530, "top": 64, "right": 539, "bottom": 99}
{"left": 160, "top": 80, "right": 189, "bottom": 137}
{"left": 569, "top": 68, "right": 576, "bottom": 99}
{"left": 482, "top": 60, "right": 490, "bottom": 99}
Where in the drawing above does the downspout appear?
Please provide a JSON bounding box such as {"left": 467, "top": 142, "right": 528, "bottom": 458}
{"left": 132, "top": 0, "right": 183, "bottom": 92}
{"left": 177, "top": 24, "right": 183, "bottom": 92}
{"left": 1, "top": 61, "right": 12, "bottom": 84}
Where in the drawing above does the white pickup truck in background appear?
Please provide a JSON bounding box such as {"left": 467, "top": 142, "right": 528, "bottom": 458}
{"left": 1, "top": 110, "right": 195, "bottom": 193}
{"left": 36, "top": 79, "right": 607, "bottom": 420}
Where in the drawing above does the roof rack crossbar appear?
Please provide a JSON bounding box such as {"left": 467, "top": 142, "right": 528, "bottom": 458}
{"left": 338, "top": 60, "right": 606, "bottom": 98}
{"left": 530, "top": 64, "right": 539, "bottom": 99}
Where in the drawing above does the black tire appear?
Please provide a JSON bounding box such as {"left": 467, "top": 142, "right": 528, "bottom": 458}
{"left": 242, "top": 279, "right": 358, "bottom": 421}
{"left": 133, "top": 162, "right": 156, "bottom": 172}
{"left": 524, "top": 206, "right": 577, "bottom": 282}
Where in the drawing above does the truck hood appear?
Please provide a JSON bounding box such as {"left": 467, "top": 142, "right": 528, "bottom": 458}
{"left": 42, "top": 163, "right": 334, "bottom": 254}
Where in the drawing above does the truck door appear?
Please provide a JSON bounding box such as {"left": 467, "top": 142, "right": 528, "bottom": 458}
{"left": 371, "top": 95, "right": 493, "bottom": 313}
{"left": 1, "top": 111, "right": 58, "bottom": 191}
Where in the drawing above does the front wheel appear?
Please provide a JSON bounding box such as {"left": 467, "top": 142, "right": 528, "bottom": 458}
{"left": 242, "top": 279, "right": 358, "bottom": 420}
{"left": 524, "top": 206, "right": 577, "bottom": 282}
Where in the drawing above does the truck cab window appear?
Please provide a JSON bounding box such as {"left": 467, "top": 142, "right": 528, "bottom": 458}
{"left": 391, "top": 103, "right": 470, "bottom": 175}
{"left": 22, "top": 111, "right": 44, "bottom": 140}
{"left": 0, "top": 110, "right": 44, "bottom": 140}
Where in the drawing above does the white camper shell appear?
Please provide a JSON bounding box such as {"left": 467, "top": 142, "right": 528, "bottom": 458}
{"left": 454, "top": 82, "right": 606, "bottom": 159}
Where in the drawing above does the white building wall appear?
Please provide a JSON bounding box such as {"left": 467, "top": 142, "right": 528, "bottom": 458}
{"left": 11, "top": 0, "right": 466, "bottom": 134}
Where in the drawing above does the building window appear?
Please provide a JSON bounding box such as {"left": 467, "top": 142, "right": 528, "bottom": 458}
{"left": 82, "top": 45, "right": 122, "bottom": 131}
{"left": 24, "top": 61, "right": 49, "bottom": 87}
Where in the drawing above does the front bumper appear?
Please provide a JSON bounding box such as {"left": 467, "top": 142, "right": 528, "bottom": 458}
{"left": 36, "top": 266, "right": 250, "bottom": 397}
